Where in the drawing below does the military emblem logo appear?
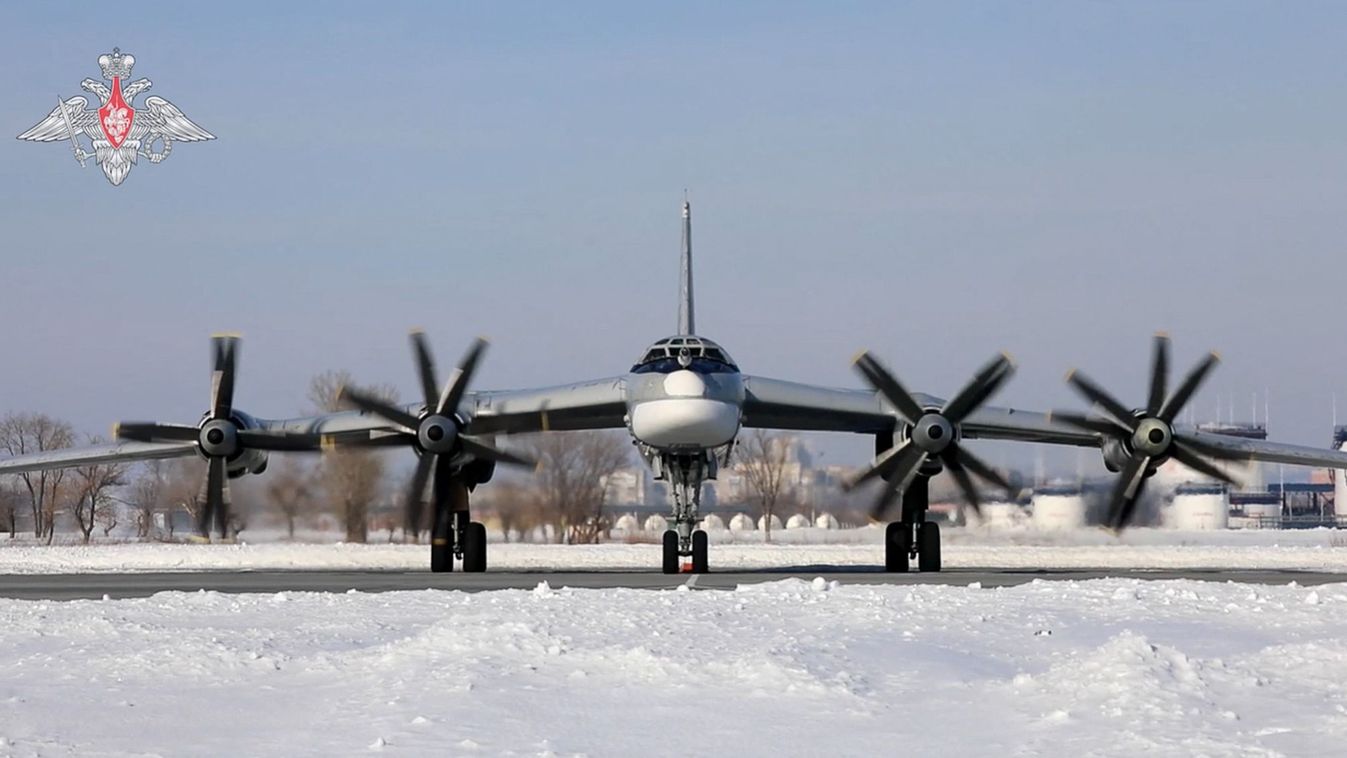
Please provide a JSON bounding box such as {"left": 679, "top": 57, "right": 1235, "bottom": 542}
{"left": 17, "top": 48, "right": 214, "bottom": 186}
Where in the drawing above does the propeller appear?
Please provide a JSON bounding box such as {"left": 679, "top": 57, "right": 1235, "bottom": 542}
{"left": 843, "top": 351, "right": 1016, "bottom": 520}
{"left": 1052, "top": 333, "right": 1241, "bottom": 531}
{"left": 336, "top": 331, "right": 534, "bottom": 538}
{"left": 116, "top": 335, "right": 323, "bottom": 538}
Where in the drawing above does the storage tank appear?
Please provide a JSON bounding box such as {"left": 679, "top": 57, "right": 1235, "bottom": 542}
{"left": 643, "top": 515, "right": 668, "bottom": 532}
{"left": 612, "top": 514, "right": 640, "bottom": 533}
{"left": 1164, "top": 484, "right": 1229, "bottom": 529}
{"left": 758, "top": 514, "right": 784, "bottom": 532}
{"left": 728, "top": 513, "right": 756, "bottom": 532}
{"left": 785, "top": 514, "right": 811, "bottom": 529}
{"left": 1032, "top": 485, "right": 1088, "bottom": 530}
{"left": 701, "top": 514, "right": 726, "bottom": 531}
{"left": 815, "top": 513, "right": 839, "bottom": 530}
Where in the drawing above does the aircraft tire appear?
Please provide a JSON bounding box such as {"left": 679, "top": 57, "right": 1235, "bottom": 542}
{"left": 662, "top": 530, "right": 680, "bottom": 575}
{"left": 691, "top": 529, "right": 709, "bottom": 574}
{"left": 462, "top": 521, "right": 488, "bottom": 573}
{"left": 917, "top": 521, "right": 941, "bottom": 572}
{"left": 885, "top": 522, "right": 910, "bottom": 573}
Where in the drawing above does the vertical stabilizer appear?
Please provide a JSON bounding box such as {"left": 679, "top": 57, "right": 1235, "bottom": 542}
{"left": 678, "top": 200, "right": 695, "bottom": 335}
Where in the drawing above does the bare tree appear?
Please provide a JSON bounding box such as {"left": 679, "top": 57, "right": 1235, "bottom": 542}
{"left": 0, "top": 413, "right": 75, "bottom": 541}
{"left": 309, "top": 371, "right": 394, "bottom": 543}
{"left": 71, "top": 437, "right": 128, "bottom": 544}
{"left": 520, "top": 431, "right": 630, "bottom": 544}
{"left": 126, "top": 460, "right": 167, "bottom": 539}
{"left": 736, "top": 429, "right": 796, "bottom": 543}
{"left": 477, "top": 480, "right": 545, "bottom": 543}
{"left": 265, "top": 457, "right": 316, "bottom": 540}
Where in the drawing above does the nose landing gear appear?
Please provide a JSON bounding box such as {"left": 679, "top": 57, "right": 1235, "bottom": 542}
{"left": 428, "top": 477, "right": 489, "bottom": 573}
{"left": 654, "top": 450, "right": 716, "bottom": 574}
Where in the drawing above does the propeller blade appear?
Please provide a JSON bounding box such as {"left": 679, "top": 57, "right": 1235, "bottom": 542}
{"left": 1158, "top": 351, "right": 1221, "bottom": 424}
{"left": 870, "top": 479, "right": 904, "bottom": 522}
{"left": 1107, "top": 455, "right": 1151, "bottom": 531}
{"left": 1047, "top": 410, "right": 1128, "bottom": 437}
{"left": 1171, "top": 432, "right": 1254, "bottom": 462}
{"left": 340, "top": 386, "right": 422, "bottom": 432}
{"left": 116, "top": 422, "right": 199, "bottom": 443}
{"left": 197, "top": 456, "right": 229, "bottom": 538}
{"left": 853, "top": 351, "right": 926, "bottom": 423}
{"left": 235, "top": 430, "right": 325, "bottom": 452}
{"left": 1169, "top": 441, "right": 1239, "bottom": 485}
{"left": 213, "top": 457, "right": 232, "bottom": 539}
{"left": 437, "top": 338, "right": 488, "bottom": 417}
{"left": 405, "top": 454, "right": 434, "bottom": 539}
{"left": 1066, "top": 370, "right": 1139, "bottom": 431}
{"left": 460, "top": 436, "right": 535, "bottom": 468}
{"left": 940, "top": 353, "right": 1015, "bottom": 423}
{"left": 210, "top": 335, "right": 239, "bottom": 420}
{"left": 843, "top": 439, "right": 916, "bottom": 491}
{"left": 868, "top": 450, "right": 929, "bottom": 520}
{"left": 1146, "top": 334, "right": 1169, "bottom": 416}
{"left": 410, "top": 330, "right": 440, "bottom": 411}
{"left": 950, "top": 445, "right": 1012, "bottom": 493}
{"left": 944, "top": 456, "right": 983, "bottom": 518}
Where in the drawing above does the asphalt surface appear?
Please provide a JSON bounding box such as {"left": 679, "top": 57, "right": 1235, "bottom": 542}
{"left": 0, "top": 567, "right": 1344, "bottom": 600}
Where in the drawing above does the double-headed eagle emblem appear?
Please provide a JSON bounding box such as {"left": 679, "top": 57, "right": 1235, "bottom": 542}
{"left": 17, "top": 48, "right": 214, "bottom": 186}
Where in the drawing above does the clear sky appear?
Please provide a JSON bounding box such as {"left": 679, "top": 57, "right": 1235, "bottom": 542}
{"left": 2, "top": 2, "right": 1346, "bottom": 475}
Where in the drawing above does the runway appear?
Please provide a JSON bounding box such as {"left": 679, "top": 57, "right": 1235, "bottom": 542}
{"left": 1, "top": 567, "right": 1345, "bottom": 600}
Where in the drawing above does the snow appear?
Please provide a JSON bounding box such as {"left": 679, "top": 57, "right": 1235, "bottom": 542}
{"left": 4, "top": 527, "right": 1347, "bottom": 573}
{"left": 2, "top": 578, "right": 1347, "bottom": 755}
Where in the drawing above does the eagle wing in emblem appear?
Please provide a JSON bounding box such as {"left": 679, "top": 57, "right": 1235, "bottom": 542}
{"left": 137, "top": 96, "right": 214, "bottom": 142}
{"left": 16, "top": 96, "right": 101, "bottom": 142}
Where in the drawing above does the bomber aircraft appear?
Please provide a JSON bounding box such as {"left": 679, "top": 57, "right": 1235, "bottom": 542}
{"left": 4, "top": 201, "right": 1347, "bottom": 574}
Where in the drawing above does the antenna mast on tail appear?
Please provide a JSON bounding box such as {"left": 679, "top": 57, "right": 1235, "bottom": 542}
{"left": 678, "top": 196, "right": 695, "bottom": 335}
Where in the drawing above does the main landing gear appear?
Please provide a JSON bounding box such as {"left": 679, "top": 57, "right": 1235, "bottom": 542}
{"left": 429, "top": 476, "right": 489, "bottom": 573}
{"left": 884, "top": 474, "right": 942, "bottom": 573}
{"left": 655, "top": 451, "right": 715, "bottom": 574}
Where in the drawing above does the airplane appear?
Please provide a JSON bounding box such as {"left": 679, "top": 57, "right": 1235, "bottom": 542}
{"left": 4, "top": 200, "right": 1347, "bottom": 574}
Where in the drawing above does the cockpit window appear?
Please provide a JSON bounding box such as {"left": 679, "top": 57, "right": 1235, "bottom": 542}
{"left": 631, "top": 336, "right": 738, "bottom": 374}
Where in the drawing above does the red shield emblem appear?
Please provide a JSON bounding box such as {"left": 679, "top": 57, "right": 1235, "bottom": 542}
{"left": 97, "top": 76, "right": 135, "bottom": 148}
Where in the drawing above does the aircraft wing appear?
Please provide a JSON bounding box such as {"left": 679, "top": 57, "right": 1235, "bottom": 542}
{"left": 0, "top": 440, "right": 198, "bottom": 475}
{"left": 466, "top": 376, "right": 629, "bottom": 435}
{"left": 741, "top": 375, "right": 894, "bottom": 433}
{"left": 1177, "top": 429, "right": 1347, "bottom": 469}
{"left": 742, "top": 374, "right": 1112, "bottom": 447}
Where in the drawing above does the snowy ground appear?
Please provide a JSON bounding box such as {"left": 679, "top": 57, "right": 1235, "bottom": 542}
{"left": 3, "top": 577, "right": 1347, "bottom": 756}
{"left": 3, "top": 528, "right": 1347, "bottom": 573}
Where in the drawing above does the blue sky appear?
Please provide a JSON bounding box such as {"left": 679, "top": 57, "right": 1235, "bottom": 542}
{"left": 2, "top": 2, "right": 1346, "bottom": 473}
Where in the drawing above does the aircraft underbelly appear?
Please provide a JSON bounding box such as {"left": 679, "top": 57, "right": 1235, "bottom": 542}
{"left": 630, "top": 398, "right": 739, "bottom": 448}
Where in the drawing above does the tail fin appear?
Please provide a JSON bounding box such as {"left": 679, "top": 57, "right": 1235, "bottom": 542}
{"left": 678, "top": 199, "right": 695, "bottom": 335}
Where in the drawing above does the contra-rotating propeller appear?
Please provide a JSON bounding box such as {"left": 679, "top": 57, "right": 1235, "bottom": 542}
{"left": 336, "top": 331, "right": 534, "bottom": 537}
{"left": 843, "top": 351, "right": 1016, "bottom": 520}
{"left": 1052, "top": 333, "right": 1241, "bottom": 531}
{"left": 116, "top": 335, "right": 324, "bottom": 538}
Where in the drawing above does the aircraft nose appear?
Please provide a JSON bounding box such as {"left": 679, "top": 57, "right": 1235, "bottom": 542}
{"left": 663, "top": 370, "right": 706, "bottom": 398}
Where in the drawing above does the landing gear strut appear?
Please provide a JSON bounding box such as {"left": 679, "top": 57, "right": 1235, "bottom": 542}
{"left": 885, "top": 474, "right": 942, "bottom": 572}
{"left": 429, "top": 476, "right": 489, "bottom": 573}
{"left": 656, "top": 451, "right": 715, "bottom": 574}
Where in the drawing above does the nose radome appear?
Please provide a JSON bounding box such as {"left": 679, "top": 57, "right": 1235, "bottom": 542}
{"left": 663, "top": 370, "right": 707, "bottom": 398}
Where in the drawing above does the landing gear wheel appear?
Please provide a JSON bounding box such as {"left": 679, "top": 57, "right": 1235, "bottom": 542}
{"left": 430, "top": 539, "right": 454, "bottom": 573}
{"left": 917, "top": 521, "right": 941, "bottom": 572}
{"left": 662, "top": 530, "right": 680, "bottom": 575}
{"left": 691, "top": 529, "right": 709, "bottom": 574}
{"left": 885, "top": 522, "right": 911, "bottom": 573}
{"left": 462, "top": 521, "right": 488, "bottom": 573}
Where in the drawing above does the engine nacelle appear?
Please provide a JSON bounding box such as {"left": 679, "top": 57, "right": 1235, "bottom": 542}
{"left": 199, "top": 409, "right": 270, "bottom": 477}
{"left": 1101, "top": 438, "right": 1130, "bottom": 473}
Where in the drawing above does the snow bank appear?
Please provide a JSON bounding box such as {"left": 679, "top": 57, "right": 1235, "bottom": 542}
{"left": 1, "top": 578, "right": 1345, "bottom": 755}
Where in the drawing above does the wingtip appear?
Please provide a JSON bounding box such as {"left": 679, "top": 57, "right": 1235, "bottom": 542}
{"left": 210, "top": 331, "right": 242, "bottom": 340}
{"left": 1064, "top": 368, "right": 1078, "bottom": 383}
{"left": 1154, "top": 330, "right": 1170, "bottom": 340}
{"left": 1000, "top": 350, "right": 1017, "bottom": 369}
{"left": 850, "top": 349, "right": 871, "bottom": 367}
